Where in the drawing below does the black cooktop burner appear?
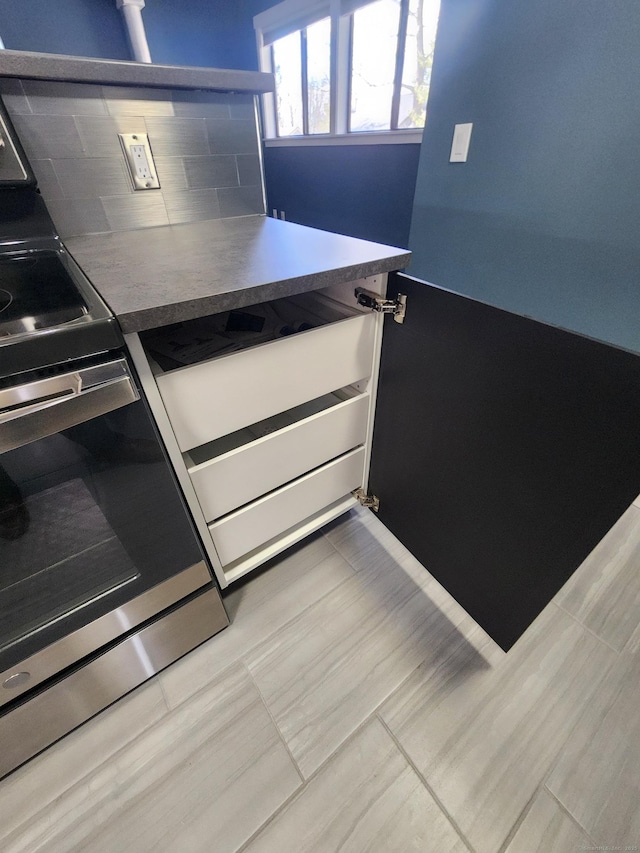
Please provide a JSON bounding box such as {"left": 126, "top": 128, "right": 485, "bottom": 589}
{"left": 0, "top": 250, "right": 88, "bottom": 337}
{"left": 0, "top": 242, "right": 123, "bottom": 380}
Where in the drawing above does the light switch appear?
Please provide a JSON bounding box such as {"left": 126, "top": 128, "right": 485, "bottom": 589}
{"left": 450, "top": 122, "right": 473, "bottom": 163}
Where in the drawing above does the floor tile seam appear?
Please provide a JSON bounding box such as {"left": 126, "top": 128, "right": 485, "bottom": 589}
{"left": 495, "top": 783, "right": 543, "bottom": 853}
{"left": 329, "top": 604, "right": 486, "bottom": 737}
{"left": 539, "top": 647, "right": 627, "bottom": 803}
{"left": 159, "top": 654, "right": 252, "bottom": 712}
{"left": 320, "top": 516, "right": 403, "bottom": 572}
{"left": 88, "top": 671, "right": 312, "bottom": 853}
{"left": 542, "top": 704, "right": 629, "bottom": 847}
{"left": 319, "top": 528, "right": 360, "bottom": 574}
{"left": 375, "top": 713, "right": 476, "bottom": 853}
{"left": 323, "top": 536, "right": 413, "bottom": 580}
{"left": 322, "top": 514, "right": 481, "bottom": 610}
{"left": 620, "top": 621, "right": 640, "bottom": 655}
{"left": 240, "top": 558, "right": 442, "bottom": 682}
{"left": 372, "top": 605, "right": 610, "bottom": 777}
{"left": 345, "top": 616, "right": 493, "bottom": 739}
{"left": 230, "top": 762, "right": 308, "bottom": 853}
{"left": 319, "top": 531, "right": 367, "bottom": 574}
{"left": 1, "top": 679, "right": 178, "bottom": 840}
{"left": 155, "top": 671, "right": 174, "bottom": 712}
{"left": 223, "top": 538, "right": 352, "bottom": 616}
{"left": 323, "top": 524, "right": 499, "bottom": 625}
{"left": 241, "top": 568, "right": 483, "bottom": 706}
{"left": 240, "top": 661, "right": 305, "bottom": 784}
{"left": 1, "top": 721, "right": 163, "bottom": 853}
{"left": 542, "top": 784, "right": 600, "bottom": 846}
{"left": 231, "top": 707, "right": 390, "bottom": 853}
{"left": 552, "top": 602, "right": 621, "bottom": 655}
{"left": 275, "top": 630, "right": 471, "bottom": 783}
{"left": 271, "top": 680, "right": 397, "bottom": 784}
{"left": 312, "top": 579, "right": 461, "bottom": 673}
{"left": 372, "top": 609, "right": 617, "bottom": 853}
{"left": 162, "top": 567, "right": 358, "bottom": 712}
{"left": 234, "top": 567, "right": 364, "bottom": 669}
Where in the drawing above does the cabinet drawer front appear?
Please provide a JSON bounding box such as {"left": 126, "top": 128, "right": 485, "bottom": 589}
{"left": 156, "top": 313, "right": 376, "bottom": 451}
{"left": 209, "top": 447, "right": 365, "bottom": 566}
{"left": 190, "top": 393, "right": 369, "bottom": 521}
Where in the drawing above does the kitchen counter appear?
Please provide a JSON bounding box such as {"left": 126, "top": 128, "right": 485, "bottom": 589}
{"left": 0, "top": 49, "right": 273, "bottom": 93}
{"left": 66, "top": 216, "right": 411, "bottom": 333}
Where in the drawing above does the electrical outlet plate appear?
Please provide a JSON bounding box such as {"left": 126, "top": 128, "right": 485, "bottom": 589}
{"left": 118, "top": 132, "right": 161, "bottom": 190}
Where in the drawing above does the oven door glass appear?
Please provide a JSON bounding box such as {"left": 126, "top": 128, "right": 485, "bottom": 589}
{"left": 0, "top": 391, "right": 205, "bottom": 676}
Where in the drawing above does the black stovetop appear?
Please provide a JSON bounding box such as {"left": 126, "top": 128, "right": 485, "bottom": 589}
{"left": 0, "top": 236, "right": 123, "bottom": 380}
{"left": 0, "top": 173, "right": 123, "bottom": 379}
{"left": 0, "top": 249, "right": 88, "bottom": 337}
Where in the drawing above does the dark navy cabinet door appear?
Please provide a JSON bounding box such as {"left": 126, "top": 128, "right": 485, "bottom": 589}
{"left": 369, "top": 272, "right": 640, "bottom": 650}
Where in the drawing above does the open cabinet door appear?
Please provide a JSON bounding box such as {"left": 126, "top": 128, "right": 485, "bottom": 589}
{"left": 368, "top": 272, "right": 640, "bottom": 650}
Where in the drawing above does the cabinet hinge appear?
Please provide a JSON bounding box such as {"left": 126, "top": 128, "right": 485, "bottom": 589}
{"left": 354, "top": 287, "right": 407, "bottom": 324}
{"left": 353, "top": 488, "right": 380, "bottom": 512}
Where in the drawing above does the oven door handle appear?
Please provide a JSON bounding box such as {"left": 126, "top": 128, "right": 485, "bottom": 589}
{"left": 0, "top": 358, "right": 140, "bottom": 453}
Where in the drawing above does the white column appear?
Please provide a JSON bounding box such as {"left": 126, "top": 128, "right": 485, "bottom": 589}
{"left": 116, "top": 0, "right": 152, "bottom": 64}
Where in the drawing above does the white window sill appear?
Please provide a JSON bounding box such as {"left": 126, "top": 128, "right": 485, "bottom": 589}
{"left": 263, "top": 130, "right": 423, "bottom": 147}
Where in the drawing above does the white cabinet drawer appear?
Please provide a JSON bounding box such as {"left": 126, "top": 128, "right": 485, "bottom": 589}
{"left": 188, "top": 392, "right": 369, "bottom": 521}
{"left": 156, "top": 313, "right": 376, "bottom": 452}
{"left": 209, "top": 447, "right": 366, "bottom": 566}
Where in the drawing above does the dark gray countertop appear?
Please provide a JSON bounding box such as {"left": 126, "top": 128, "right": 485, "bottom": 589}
{"left": 65, "top": 216, "right": 411, "bottom": 333}
{"left": 0, "top": 50, "right": 274, "bottom": 93}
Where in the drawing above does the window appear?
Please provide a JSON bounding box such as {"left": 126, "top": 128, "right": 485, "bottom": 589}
{"left": 271, "top": 17, "right": 331, "bottom": 136}
{"left": 255, "top": 0, "right": 441, "bottom": 142}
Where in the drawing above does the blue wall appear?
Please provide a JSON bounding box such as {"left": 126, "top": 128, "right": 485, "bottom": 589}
{"left": 264, "top": 144, "right": 420, "bottom": 248}
{"left": 409, "top": 0, "right": 640, "bottom": 353}
{"left": 0, "top": 0, "right": 129, "bottom": 59}
{"left": 0, "top": 0, "right": 259, "bottom": 69}
{"left": 144, "top": 0, "right": 259, "bottom": 70}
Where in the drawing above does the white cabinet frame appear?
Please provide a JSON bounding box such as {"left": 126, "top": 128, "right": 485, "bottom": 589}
{"left": 125, "top": 273, "right": 387, "bottom": 588}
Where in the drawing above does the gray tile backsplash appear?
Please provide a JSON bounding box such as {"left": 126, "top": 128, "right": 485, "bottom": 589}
{"left": 218, "top": 185, "right": 265, "bottom": 219}
{"left": 30, "top": 159, "right": 64, "bottom": 199}
{"left": 12, "top": 113, "right": 86, "bottom": 159}
{"left": 206, "top": 118, "right": 259, "bottom": 155}
{"left": 229, "top": 100, "right": 256, "bottom": 121}
{"left": 53, "top": 157, "right": 132, "bottom": 198}
{"left": 163, "top": 188, "right": 221, "bottom": 225}
{"left": 102, "top": 86, "right": 175, "bottom": 117}
{"left": 74, "top": 114, "right": 148, "bottom": 158}
{"left": 173, "top": 91, "right": 231, "bottom": 119}
{"left": 101, "top": 193, "right": 170, "bottom": 232}
{"left": 153, "top": 156, "right": 188, "bottom": 191}
{"left": 184, "top": 155, "right": 239, "bottom": 189}
{"left": 44, "top": 197, "right": 111, "bottom": 238}
{"left": 237, "top": 154, "right": 262, "bottom": 187}
{"left": 0, "top": 78, "right": 31, "bottom": 114}
{"left": 22, "top": 80, "right": 107, "bottom": 116}
{"left": 143, "top": 116, "right": 209, "bottom": 157}
{"left": 0, "top": 79, "right": 264, "bottom": 237}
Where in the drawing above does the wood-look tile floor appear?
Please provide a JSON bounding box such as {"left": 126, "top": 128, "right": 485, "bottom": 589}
{"left": 2, "top": 501, "right": 640, "bottom": 852}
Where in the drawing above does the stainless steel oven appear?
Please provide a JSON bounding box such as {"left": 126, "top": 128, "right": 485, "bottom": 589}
{"left": 0, "top": 355, "right": 228, "bottom": 780}
{"left": 0, "top": 106, "right": 228, "bottom": 778}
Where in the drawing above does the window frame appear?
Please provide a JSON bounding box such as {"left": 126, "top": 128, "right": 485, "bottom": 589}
{"left": 254, "top": 0, "right": 431, "bottom": 145}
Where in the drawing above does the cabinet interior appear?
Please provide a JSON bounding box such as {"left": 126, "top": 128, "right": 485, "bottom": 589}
{"left": 140, "top": 287, "right": 366, "bottom": 376}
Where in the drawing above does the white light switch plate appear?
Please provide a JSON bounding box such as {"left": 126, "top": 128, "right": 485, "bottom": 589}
{"left": 450, "top": 122, "right": 473, "bottom": 162}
